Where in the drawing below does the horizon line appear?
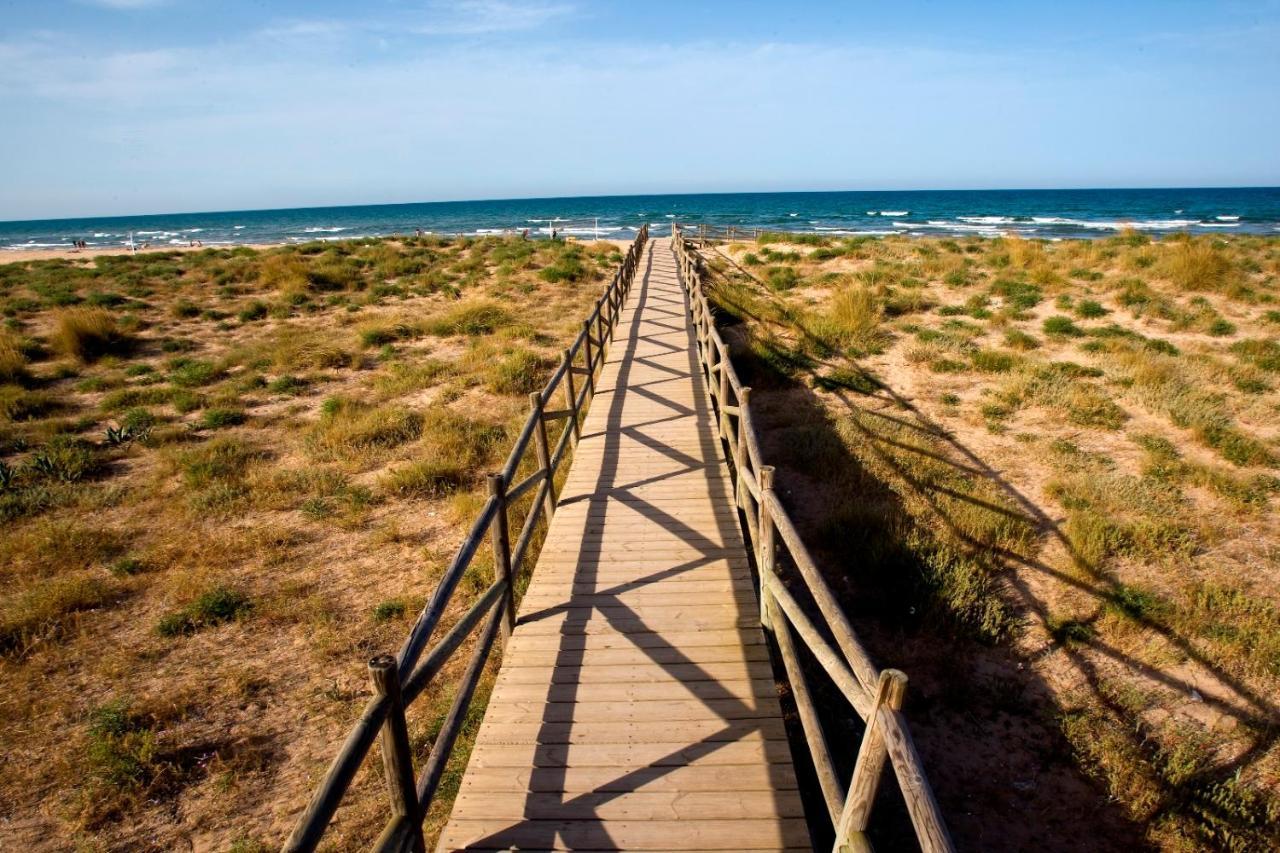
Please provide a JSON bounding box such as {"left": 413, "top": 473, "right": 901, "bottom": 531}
{"left": 4, "top": 184, "right": 1279, "bottom": 227}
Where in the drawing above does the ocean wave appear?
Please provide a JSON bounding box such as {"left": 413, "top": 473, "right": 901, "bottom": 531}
{"left": 958, "top": 216, "right": 1018, "bottom": 224}
{"left": 901, "top": 220, "right": 1033, "bottom": 235}
{"left": 1216, "top": 215, "right": 1240, "bottom": 221}
{"left": 1197, "top": 222, "right": 1239, "bottom": 228}
{"left": 811, "top": 229, "right": 897, "bottom": 236}
{"left": 1028, "top": 217, "right": 1201, "bottom": 231}
{"left": 301, "top": 226, "right": 348, "bottom": 233}
{"left": 233, "top": 225, "right": 245, "bottom": 230}
{"left": 878, "top": 210, "right": 909, "bottom": 216}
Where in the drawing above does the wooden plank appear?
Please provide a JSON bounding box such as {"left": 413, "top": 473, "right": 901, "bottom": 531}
{"left": 481, "top": 698, "right": 781, "bottom": 724}
{"left": 490, "top": 661, "right": 776, "bottom": 685}
{"left": 458, "top": 761, "right": 799, "bottom": 794}
{"left": 465, "top": 738, "right": 795, "bottom": 770}
{"left": 437, "top": 818, "right": 811, "bottom": 851}
{"left": 448, "top": 790, "right": 806, "bottom": 820}
{"left": 489, "top": 678, "right": 778, "bottom": 703}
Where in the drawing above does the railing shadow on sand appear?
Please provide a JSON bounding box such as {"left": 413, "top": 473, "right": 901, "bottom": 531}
{"left": 673, "top": 226, "right": 955, "bottom": 853}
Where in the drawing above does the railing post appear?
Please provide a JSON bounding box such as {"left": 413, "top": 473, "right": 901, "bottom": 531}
{"left": 581, "top": 320, "right": 596, "bottom": 399}
{"left": 596, "top": 298, "right": 607, "bottom": 351}
{"left": 487, "top": 474, "right": 515, "bottom": 641}
{"left": 529, "top": 392, "right": 557, "bottom": 520}
{"left": 368, "top": 655, "right": 425, "bottom": 853}
{"left": 735, "top": 387, "right": 751, "bottom": 509}
{"left": 758, "top": 466, "right": 777, "bottom": 632}
{"left": 835, "top": 670, "right": 909, "bottom": 847}
{"left": 717, "top": 349, "right": 730, "bottom": 439}
{"left": 562, "top": 348, "right": 581, "bottom": 444}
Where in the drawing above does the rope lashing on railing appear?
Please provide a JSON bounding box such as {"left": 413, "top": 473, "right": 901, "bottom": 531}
{"left": 671, "top": 224, "right": 955, "bottom": 853}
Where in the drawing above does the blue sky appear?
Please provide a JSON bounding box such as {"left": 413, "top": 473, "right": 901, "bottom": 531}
{"left": 1, "top": 0, "right": 1278, "bottom": 220}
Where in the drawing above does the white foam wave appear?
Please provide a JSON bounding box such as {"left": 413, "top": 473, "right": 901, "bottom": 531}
{"left": 1030, "top": 217, "right": 1198, "bottom": 231}
{"left": 879, "top": 210, "right": 909, "bottom": 216}
{"left": 1216, "top": 215, "right": 1240, "bottom": 221}
{"left": 233, "top": 225, "right": 245, "bottom": 230}
{"left": 1198, "top": 222, "right": 1238, "bottom": 228}
{"left": 302, "top": 226, "right": 348, "bottom": 233}
{"left": 959, "top": 216, "right": 1017, "bottom": 224}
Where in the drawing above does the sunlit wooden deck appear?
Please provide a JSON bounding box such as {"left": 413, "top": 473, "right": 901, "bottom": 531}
{"left": 437, "top": 238, "right": 806, "bottom": 851}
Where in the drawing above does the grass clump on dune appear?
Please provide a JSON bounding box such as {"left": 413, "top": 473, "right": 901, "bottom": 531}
{"left": 380, "top": 409, "right": 506, "bottom": 499}
{"left": 1159, "top": 237, "right": 1238, "bottom": 292}
{"left": 307, "top": 397, "right": 424, "bottom": 461}
{"left": 54, "top": 308, "right": 134, "bottom": 362}
{"left": 1, "top": 572, "right": 122, "bottom": 655}
{"left": 424, "top": 301, "right": 511, "bottom": 336}
{"left": 0, "top": 329, "right": 31, "bottom": 384}
{"left": 157, "top": 584, "right": 252, "bottom": 637}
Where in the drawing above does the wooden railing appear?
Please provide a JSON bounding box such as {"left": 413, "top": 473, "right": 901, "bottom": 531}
{"left": 677, "top": 223, "right": 763, "bottom": 244}
{"left": 672, "top": 226, "right": 955, "bottom": 853}
{"left": 282, "top": 225, "right": 650, "bottom": 853}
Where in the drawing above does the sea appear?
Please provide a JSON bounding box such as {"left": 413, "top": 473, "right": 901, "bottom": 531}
{"left": 2, "top": 187, "right": 1278, "bottom": 252}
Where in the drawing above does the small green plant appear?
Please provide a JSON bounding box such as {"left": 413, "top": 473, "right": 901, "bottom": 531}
{"left": 157, "top": 585, "right": 253, "bottom": 636}
{"left": 373, "top": 599, "right": 407, "bottom": 621}
{"left": 1043, "top": 315, "right": 1084, "bottom": 337}
{"left": 200, "top": 408, "right": 245, "bottom": 429}
{"left": 1075, "top": 299, "right": 1108, "bottom": 319}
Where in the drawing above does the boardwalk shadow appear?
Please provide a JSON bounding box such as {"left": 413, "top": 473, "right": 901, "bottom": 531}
{"left": 450, "top": 243, "right": 804, "bottom": 850}
{"left": 710, "top": 292, "right": 1279, "bottom": 850}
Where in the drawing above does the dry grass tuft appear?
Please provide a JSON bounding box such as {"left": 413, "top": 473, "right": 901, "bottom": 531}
{"left": 53, "top": 308, "right": 134, "bottom": 362}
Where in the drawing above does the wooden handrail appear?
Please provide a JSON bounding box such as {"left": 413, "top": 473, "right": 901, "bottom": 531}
{"left": 672, "top": 225, "right": 954, "bottom": 853}
{"left": 283, "top": 225, "right": 649, "bottom": 853}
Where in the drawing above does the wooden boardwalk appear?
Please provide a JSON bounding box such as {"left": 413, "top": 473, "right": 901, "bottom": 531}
{"left": 437, "top": 239, "right": 807, "bottom": 851}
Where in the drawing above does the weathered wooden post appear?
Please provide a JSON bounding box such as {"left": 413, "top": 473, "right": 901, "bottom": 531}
{"left": 735, "top": 387, "right": 751, "bottom": 509}
{"left": 757, "top": 465, "right": 777, "bottom": 631}
{"left": 835, "top": 669, "right": 909, "bottom": 848}
{"left": 581, "top": 321, "right": 596, "bottom": 400}
{"left": 529, "top": 392, "right": 557, "bottom": 520}
{"left": 487, "top": 474, "right": 515, "bottom": 640}
{"left": 562, "top": 348, "right": 581, "bottom": 444}
{"left": 367, "top": 655, "right": 425, "bottom": 853}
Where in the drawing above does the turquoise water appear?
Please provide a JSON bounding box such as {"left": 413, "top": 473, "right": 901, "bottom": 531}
{"left": 2, "top": 188, "right": 1278, "bottom": 252}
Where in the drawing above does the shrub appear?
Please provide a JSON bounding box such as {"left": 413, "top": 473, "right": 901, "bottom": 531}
{"left": 53, "top": 309, "right": 133, "bottom": 362}
{"left": 29, "top": 435, "right": 99, "bottom": 483}
{"left": 486, "top": 349, "right": 553, "bottom": 395}
{"left": 423, "top": 301, "right": 511, "bottom": 336}
{"left": 1160, "top": 238, "right": 1237, "bottom": 291}
{"left": 0, "top": 329, "right": 29, "bottom": 384}
{"left": 1075, "top": 299, "right": 1108, "bottom": 319}
{"left": 538, "top": 248, "right": 588, "bottom": 283}
{"left": 1003, "top": 329, "right": 1040, "bottom": 350}
{"left": 1043, "top": 315, "right": 1084, "bottom": 337}
{"left": 308, "top": 398, "right": 424, "bottom": 460}
{"left": 378, "top": 409, "right": 505, "bottom": 498}
{"left": 157, "top": 585, "right": 252, "bottom": 636}
{"left": 971, "top": 349, "right": 1016, "bottom": 373}
{"left": 0, "top": 385, "right": 55, "bottom": 422}
{"left": 822, "top": 286, "right": 882, "bottom": 351}
{"left": 764, "top": 266, "right": 801, "bottom": 291}
{"left": 267, "top": 375, "right": 309, "bottom": 395}
{"left": 168, "top": 358, "right": 223, "bottom": 388}
{"left": 373, "top": 599, "right": 407, "bottom": 621}
{"left": 237, "top": 301, "right": 269, "bottom": 322}
{"left": 1, "top": 573, "right": 120, "bottom": 654}
{"left": 200, "top": 408, "right": 245, "bottom": 429}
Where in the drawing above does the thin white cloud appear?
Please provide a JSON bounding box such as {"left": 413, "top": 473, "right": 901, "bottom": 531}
{"left": 411, "top": 1, "right": 575, "bottom": 35}
{"left": 80, "top": 0, "right": 171, "bottom": 9}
